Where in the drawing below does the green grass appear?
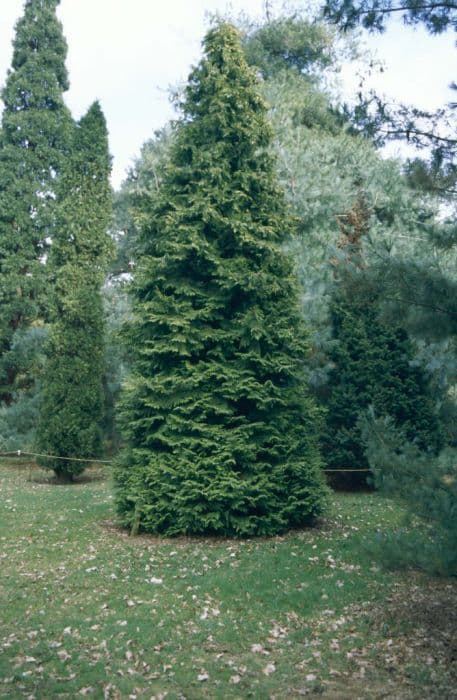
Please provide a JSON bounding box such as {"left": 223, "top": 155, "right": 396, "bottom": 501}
{"left": 0, "top": 462, "right": 455, "bottom": 699}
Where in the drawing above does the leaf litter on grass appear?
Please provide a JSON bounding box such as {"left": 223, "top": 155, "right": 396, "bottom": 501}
{"left": 0, "top": 463, "right": 456, "bottom": 699}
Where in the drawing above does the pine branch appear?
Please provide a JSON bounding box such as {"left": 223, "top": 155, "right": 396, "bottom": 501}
{"left": 383, "top": 294, "right": 457, "bottom": 317}
{"left": 378, "top": 127, "right": 457, "bottom": 145}
{"left": 354, "top": 3, "right": 457, "bottom": 14}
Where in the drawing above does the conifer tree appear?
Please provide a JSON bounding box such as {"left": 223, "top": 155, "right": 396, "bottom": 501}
{"left": 36, "top": 103, "right": 113, "bottom": 481}
{"left": 0, "top": 0, "right": 72, "bottom": 406}
{"left": 322, "top": 199, "right": 443, "bottom": 484}
{"left": 361, "top": 414, "right": 457, "bottom": 576}
{"left": 322, "top": 293, "right": 443, "bottom": 479}
{"left": 115, "top": 23, "right": 328, "bottom": 537}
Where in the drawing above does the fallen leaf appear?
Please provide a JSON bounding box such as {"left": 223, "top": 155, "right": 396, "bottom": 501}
{"left": 251, "top": 643, "right": 269, "bottom": 655}
{"left": 262, "top": 663, "right": 276, "bottom": 676}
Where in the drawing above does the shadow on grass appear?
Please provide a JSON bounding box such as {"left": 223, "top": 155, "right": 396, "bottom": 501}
{"left": 29, "top": 466, "right": 108, "bottom": 485}
{"left": 98, "top": 514, "right": 329, "bottom": 548}
{"left": 1, "top": 460, "right": 109, "bottom": 485}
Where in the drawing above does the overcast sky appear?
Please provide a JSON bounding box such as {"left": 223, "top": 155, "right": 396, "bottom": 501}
{"left": 0, "top": 0, "right": 455, "bottom": 188}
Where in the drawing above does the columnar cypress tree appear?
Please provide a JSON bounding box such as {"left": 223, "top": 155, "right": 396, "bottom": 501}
{"left": 115, "top": 23, "right": 328, "bottom": 537}
{"left": 36, "top": 103, "right": 113, "bottom": 481}
{"left": 322, "top": 293, "right": 443, "bottom": 478}
{"left": 0, "top": 0, "right": 72, "bottom": 406}
{"left": 321, "top": 199, "right": 443, "bottom": 484}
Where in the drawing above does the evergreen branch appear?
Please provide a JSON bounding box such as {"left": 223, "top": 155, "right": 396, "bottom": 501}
{"left": 383, "top": 294, "right": 457, "bottom": 317}
{"left": 354, "top": 3, "right": 457, "bottom": 14}
{"left": 323, "top": 0, "right": 457, "bottom": 30}
{"left": 378, "top": 127, "right": 457, "bottom": 145}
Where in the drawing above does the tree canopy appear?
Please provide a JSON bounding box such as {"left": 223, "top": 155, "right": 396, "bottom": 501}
{"left": 323, "top": 0, "right": 457, "bottom": 34}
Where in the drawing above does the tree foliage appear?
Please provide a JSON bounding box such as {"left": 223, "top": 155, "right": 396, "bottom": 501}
{"left": 241, "top": 14, "right": 338, "bottom": 78}
{"left": 112, "top": 11, "right": 453, "bottom": 498}
{"left": 322, "top": 0, "right": 457, "bottom": 197}
{"left": 0, "top": 0, "right": 72, "bottom": 407}
{"left": 111, "top": 127, "right": 173, "bottom": 278}
{"left": 102, "top": 283, "right": 131, "bottom": 453}
{"left": 250, "top": 31, "right": 441, "bottom": 406}
{"left": 36, "top": 103, "right": 113, "bottom": 481}
{"left": 116, "top": 12, "right": 434, "bottom": 340}
{"left": 0, "top": 325, "right": 47, "bottom": 451}
{"left": 362, "top": 414, "right": 457, "bottom": 575}
{"left": 115, "top": 23, "right": 328, "bottom": 537}
{"left": 323, "top": 0, "right": 457, "bottom": 34}
{"left": 323, "top": 288, "right": 443, "bottom": 478}
{"left": 250, "top": 12, "right": 456, "bottom": 457}
{"left": 321, "top": 197, "right": 443, "bottom": 483}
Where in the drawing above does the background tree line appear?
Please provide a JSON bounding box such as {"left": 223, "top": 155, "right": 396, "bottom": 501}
{"left": 0, "top": 0, "right": 112, "bottom": 480}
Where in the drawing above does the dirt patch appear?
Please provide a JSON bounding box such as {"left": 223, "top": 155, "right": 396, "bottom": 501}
{"left": 343, "top": 577, "right": 457, "bottom": 699}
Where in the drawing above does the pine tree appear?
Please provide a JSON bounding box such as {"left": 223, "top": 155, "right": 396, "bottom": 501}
{"left": 115, "top": 23, "right": 328, "bottom": 537}
{"left": 0, "top": 0, "right": 72, "bottom": 407}
{"left": 36, "top": 103, "right": 113, "bottom": 481}
{"left": 361, "top": 414, "right": 457, "bottom": 576}
{"left": 323, "top": 0, "right": 456, "bottom": 198}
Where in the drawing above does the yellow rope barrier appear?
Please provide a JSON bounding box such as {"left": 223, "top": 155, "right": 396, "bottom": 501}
{"left": 0, "top": 450, "right": 112, "bottom": 464}
{"left": 0, "top": 451, "right": 370, "bottom": 472}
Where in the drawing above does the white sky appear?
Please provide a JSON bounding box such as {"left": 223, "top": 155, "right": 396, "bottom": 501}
{"left": 0, "top": 0, "right": 455, "bottom": 188}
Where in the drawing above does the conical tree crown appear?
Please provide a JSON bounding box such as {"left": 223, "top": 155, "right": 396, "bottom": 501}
{"left": 2, "top": 0, "right": 70, "bottom": 155}
{"left": 170, "top": 24, "right": 284, "bottom": 241}
{"left": 50, "top": 101, "right": 113, "bottom": 278}
{"left": 10, "top": 0, "right": 69, "bottom": 90}
{"left": 76, "top": 101, "right": 109, "bottom": 162}
{"left": 182, "top": 23, "right": 271, "bottom": 151}
{"left": 115, "top": 23, "right": 328, "bottom": 537}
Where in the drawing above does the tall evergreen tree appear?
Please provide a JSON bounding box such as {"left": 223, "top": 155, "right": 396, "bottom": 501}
{"left": 36, "top": 103, "right": 113, "bottom": 482}
{"left": 322, "top": 293, "right": 443, "bottom": 478}
{"left": 115, "top": 23, "right": 328, "bottom": 537}
{"left": 321, "top": 199, "right": 443, "bottom": 484}
{"left": 0, "top": 0, "right": 72, "bottom": 407}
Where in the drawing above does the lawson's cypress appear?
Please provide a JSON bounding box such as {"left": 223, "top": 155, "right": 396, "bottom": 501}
{"left": 36, "top": 103, "right": 113, "bottom": 481}
{"left": 115, "top": 23, "right": 328, "bottom": 536}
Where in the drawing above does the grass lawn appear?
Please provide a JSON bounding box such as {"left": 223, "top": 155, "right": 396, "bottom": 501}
{"left": 0, "top": 461, "right": 456, "bottom": 699}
